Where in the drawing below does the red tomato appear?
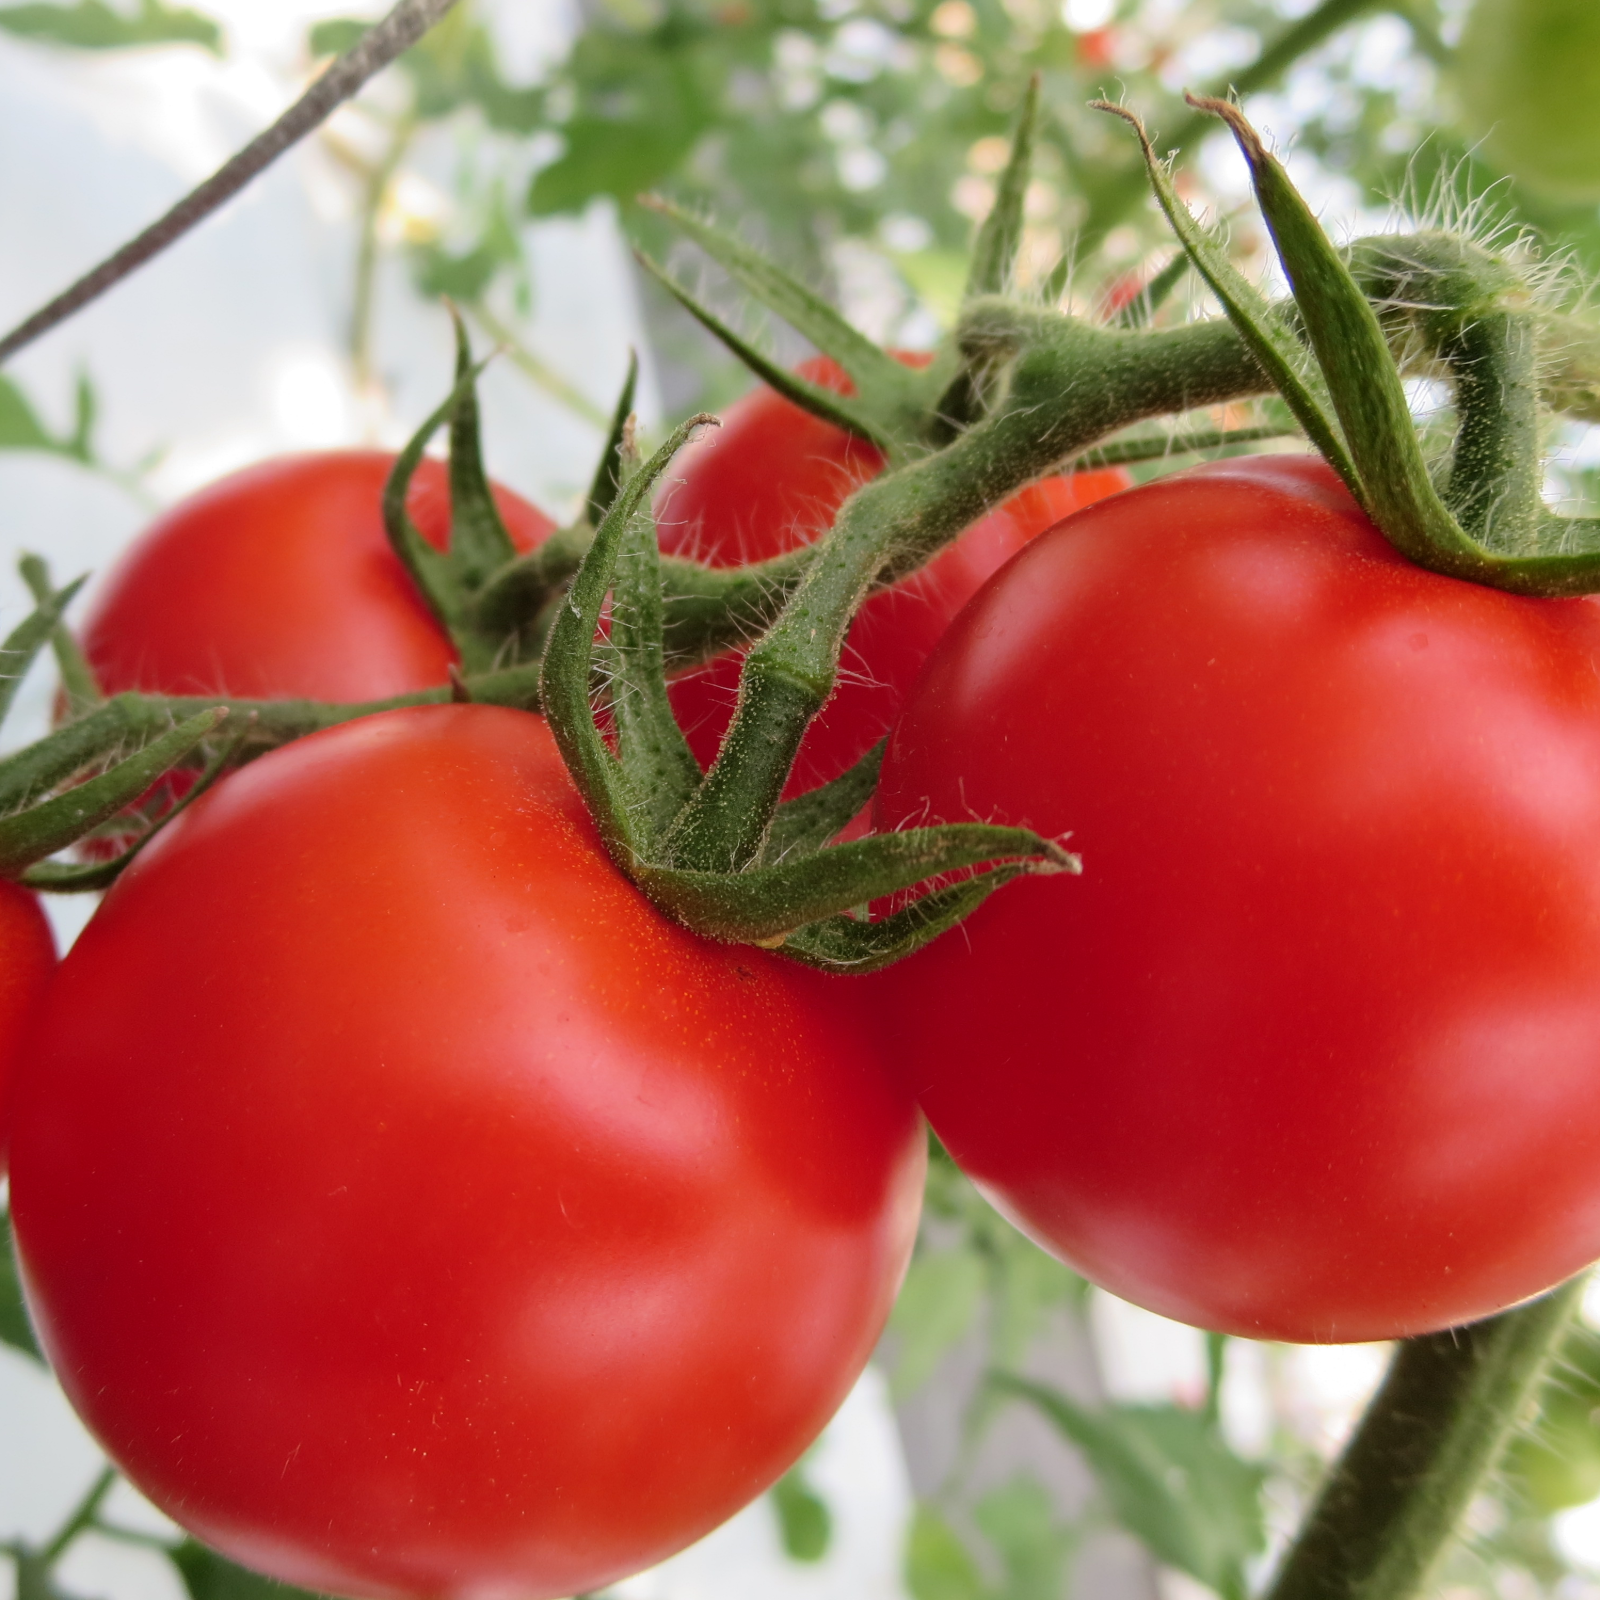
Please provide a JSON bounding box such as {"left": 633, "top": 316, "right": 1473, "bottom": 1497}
{"left": 871, "top": 455, "right": 1600, "bottom": 1342}
{"left": 655, "top": 359, "right": 1128, "bottom": 794}
{"left": 82, "top": 452, "right": 555, "bottom": 702}
{"left": 10, "top": 705, "right": 922, "bottom": 1599}
{"left": 0, "top": 880, "right": 55, "bottom": 1169}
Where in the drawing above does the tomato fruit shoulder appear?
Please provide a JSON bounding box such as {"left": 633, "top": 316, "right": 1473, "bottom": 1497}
{"left": 10, "top": 705, "right": 923, "bottom": 1599}
{"left": 0, "top": 880, "right": 54, "bottom": 1169}
{"left": 872, "top": 454, "right": 1600, "bottom": 1342}
{"left": 82, "top": 451, "right": 554, "bottom": 702}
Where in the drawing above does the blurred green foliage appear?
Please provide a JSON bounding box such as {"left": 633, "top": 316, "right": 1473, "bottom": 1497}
{"left": 0, "top": 0, "right": 219, "bottom": 53}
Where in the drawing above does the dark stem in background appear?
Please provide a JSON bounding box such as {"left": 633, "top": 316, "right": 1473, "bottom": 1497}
{"left": 0, "top": 0, "right": 461, "bottom": 366}
{"left": 1266, "top": 1280, "right": 1583, "bottom": 1600}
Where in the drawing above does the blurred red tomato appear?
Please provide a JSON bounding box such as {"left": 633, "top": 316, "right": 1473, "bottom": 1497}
{"left": 82, "top": 452, "right": 555, "bottom": 702}
{"left": 0, "top": 880, "right": 54, "bottom": 1169}
{"left": 655, "top": 358, "right": 1128, "bottom": 796}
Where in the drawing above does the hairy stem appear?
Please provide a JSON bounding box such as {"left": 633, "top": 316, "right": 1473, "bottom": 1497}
{"left": 1266, "top": 1279, "right": 1582, "bottom": 1600}
{"left": 666, "top": 313, "right": 1265, "bottom": 871}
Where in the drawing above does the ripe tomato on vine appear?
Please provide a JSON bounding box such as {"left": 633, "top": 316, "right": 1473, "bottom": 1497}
{"left": 10, "top": 705, "right": 923, "bottom": 1600}
{"left": 872, "top": 456, "right": 1600, "bottom": 1342}
{"left": 81, "top": 452, "right": 554, "bottom": 702}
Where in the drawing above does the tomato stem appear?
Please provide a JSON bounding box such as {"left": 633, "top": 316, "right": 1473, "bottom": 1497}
{"left": 663, "top": 311, "right": 1263, "bottom": 874}
{"left": 1265, "top": 1278, "right": 1582, "bottom": 1600}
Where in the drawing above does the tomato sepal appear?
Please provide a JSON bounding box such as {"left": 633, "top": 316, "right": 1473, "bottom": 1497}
{"left": 934, "top": 74, "right": 1041, "bottom": 438}
{"left": 0, "top": 706, "right": 226, "bottom": 878}
{"left": 636, "top": 823, "right": 1076, "bottom": 949}
{"left": 582, "top": 345, "right": 640, "bottom": 528}
{"left": 21, "top": 709, "right": 254, "bottom": 892}
{"left": 632, "top": 247, "right": 903, "bottom": 458}
{"left": 1181, "top": 97, "right": 1600, "bottom": 597}
{"left": 778, "top": 860, "right": 1050, "bottom": 973}
{"left": 0, "top": 565, "right": 85, "bottom": 733}
{"left": 17, "top": 555, "right": 99, "bottom": 713}
{"left": 759, "top": 739, "right": 884, "bottom": 864}
{"left": 1096, "top": 99, "right": 1359, "bottom": 496}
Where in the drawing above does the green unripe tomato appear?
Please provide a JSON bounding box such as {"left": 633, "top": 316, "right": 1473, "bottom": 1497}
{"left": 1456, "top": 0, "right": 1600, "bottom": 201}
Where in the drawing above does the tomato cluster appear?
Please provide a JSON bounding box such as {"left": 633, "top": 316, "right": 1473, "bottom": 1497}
{"left": 13, "top": 349, "right": 1600, "bottom": 1597}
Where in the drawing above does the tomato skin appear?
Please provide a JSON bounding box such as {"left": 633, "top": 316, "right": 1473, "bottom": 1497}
{"left": 0, "top": 880, "right": 55, "bottom": 1168}
{"left": 656, "top": 359, "right": 1128, "bottom": 793}
{"left": 82, "top": 452, "right": 555, "bottom": 702}
{"left": 10, "top": 706, "right": 922, "bottom": 1599}
{"left": 872, "top": 455, "right": 1600, "bottom": 1342}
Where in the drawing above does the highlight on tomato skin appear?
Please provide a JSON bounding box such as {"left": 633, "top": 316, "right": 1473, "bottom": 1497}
{"left": 0, "top": 879, "right": 56, "bottom": 1172}
{"left": 653, "top": 356, "right": 1130, "bottom": 798}
{"left": 870, "top": 453, "right": 1600, "bottom": 1344}
{"left": 8, "top": 704, "right": 925, "bottom": 1600}
{"left": 79, "top": 451, "right": 556, "bottom": 704}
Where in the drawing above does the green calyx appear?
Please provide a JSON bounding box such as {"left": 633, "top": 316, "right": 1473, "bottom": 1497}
{"left": 537, "top": 411, "right": 1076, "bottom": 971}
{"left": 1112, "top": 95, "right": 1600, "bottom": 598}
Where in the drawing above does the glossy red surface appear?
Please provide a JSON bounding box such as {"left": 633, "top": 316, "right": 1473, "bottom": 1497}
{"left": 12, "top": 706, "right": 923, "bottom": 1598}
{"left": 873, "top": 455, "right": 1600, "bottom": 1341}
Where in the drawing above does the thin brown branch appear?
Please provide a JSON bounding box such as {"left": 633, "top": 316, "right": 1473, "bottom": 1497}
{"left": 0, "top": 0, "right": 462, "bottom": 366}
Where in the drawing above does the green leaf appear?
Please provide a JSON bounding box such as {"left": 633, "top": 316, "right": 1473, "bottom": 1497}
{"left": 973, "top": 1476, "right": 1077, "bottom": 1600}
{"left": 995, "top": 1377, "right": 1265, "bottom": 1600}
{"left": 986, "top": 1232, "right": 1082, "bottom": 1374}
{"left": 0, "top": 375, "right": 56, "bottom": 452}
{"left": 532, "top": 116, "right": 705, "bottom": 215}
{"left": 171, "top": 1540, "right": 327, "bottom": 1600}
{"left": 887, "top": 1246, "right": 985, "bottom": 1401}
{"left": 906, "top": 1505, "right": 985, "bottom": 1600}
{"left": 0, "top": 0, "right": 221, "bottom": 53}
{"left": 771, "top": 1464, "right": 832, "bottom": 1563}
{"left": 0, "top": 1209, "right": 43, "bottom": 1362}
{"left": 307, "top": 16, "right": 363, "bottom": 56}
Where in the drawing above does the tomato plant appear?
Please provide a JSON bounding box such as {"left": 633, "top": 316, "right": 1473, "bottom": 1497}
{"left": 871, "top": 456, "right": 1600, "bottom": 1343}
{"left": 0, "top": 880, "right": 54, "bottom": 1168}
{"left": 81, "top": 452, "right": 555, "bottom": 702}
{"left": 9, "top": 705, "right": 923, "bottom": 1600}
{"left": 655, "top": 359, "right": 1127, "bottom": 794}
